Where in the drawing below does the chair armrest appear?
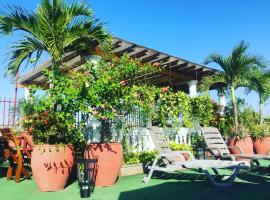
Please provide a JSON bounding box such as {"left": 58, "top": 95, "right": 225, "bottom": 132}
{"left": 159, "top": 153, "right": 186, "bottom": 162}
{"left": 227, "top": 146, "right": 244, "bottom": 154}
{"left": 173, "top": 151, "right": 196, "bottom": 160}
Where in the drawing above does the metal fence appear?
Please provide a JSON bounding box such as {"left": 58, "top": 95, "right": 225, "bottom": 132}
{"left": 0, "top": 97, "right": 17, "bottom": 128}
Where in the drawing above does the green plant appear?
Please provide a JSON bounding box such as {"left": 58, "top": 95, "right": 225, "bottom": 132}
{"left": 190, "top": 95, "right": 214, "bottom": 126}
{"left": 245, "top": 69, "right": 270, "bottom": 124}
{"left": 239, "top": 106, "right": 260, "bottom": 131}
{"left": 82, "top": 54, "right": 160, "bottom": 143}
{"left": 123, "top": 151, "right": 158, "bottom": 165}
{"left": 250, "top": 123, "right": 270, "bottom": 140}
{"left": 168, "top": 141, "right": 193, "bottom": 152}
{"left": 138, "top": 151, "right": 158, "bottom": 164}
{"left": 155, "top": 91, "right": 192, "bottom": 128}
{"left": 190, "top": 132, "right": 204, "bottom": 150}
{"left": 26, "top": 71, "right": 90, "bottom": 155}
{"left": 227, "top": 124, "right": 250, "bottom": 140}
{"left": 0, "top": 0, "right": 112, "bottom": 78}
{"left": 209, "top": 101, "right": 226, "bottom": 131}
{"left": 199, "top": 41, "right": 266, "bottom": 130}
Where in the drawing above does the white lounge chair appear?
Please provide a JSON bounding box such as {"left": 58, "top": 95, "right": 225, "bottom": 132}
{"left": 143, "top": 126, "right": 250, "bottom": 188}
{"left": 201, "top": 127, "right": 270, "bottom": 167}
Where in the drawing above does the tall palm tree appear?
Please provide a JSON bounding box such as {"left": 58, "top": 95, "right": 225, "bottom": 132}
{"left": 245, "top": 70, "right": 270, "bottom": 124}
{"left": 0, "top": 0, "right": 112, "bottom": 78}
{"left": 199, "top": 41, "right": 266, "bottom": 129}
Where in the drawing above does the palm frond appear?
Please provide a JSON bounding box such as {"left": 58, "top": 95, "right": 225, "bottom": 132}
{"left": 67, "top": 0, "right": 93, "bottom": 18}
{"left": 204, "top": 53, "right": 225, "bottom": 67}
{"left": 198, "top": 73, "right": 226, "bottom": 92}
{"left": 5, "top": 36, "right": 46, "bottom": 78}
{"left": 1, "top": 0, "right": 112, "bottom": 78}
{"left": 0, "top": 4, "right": 38, "bottom": 35}
{"left": 64, "top": 18, "right": 112, "bottom": 54}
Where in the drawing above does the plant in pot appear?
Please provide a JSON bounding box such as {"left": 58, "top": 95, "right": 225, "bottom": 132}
{"left": 17, "top": 93, "right": 41, "bottom": 145}
{"left": 250, "top": 123, "right": 270, "bottom": 155}
{"left": 227, "top": 124, "right": 253, "bottom": 155}
{"left": 83, "top": 55, "right": 159, "bottom": 186}
{"left": 28, "top": 71, "right": 90, "bottom": 192}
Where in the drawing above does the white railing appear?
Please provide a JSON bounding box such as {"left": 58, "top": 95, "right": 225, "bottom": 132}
{"left": 81, "top": 112, "right": 193, "bottom": 152}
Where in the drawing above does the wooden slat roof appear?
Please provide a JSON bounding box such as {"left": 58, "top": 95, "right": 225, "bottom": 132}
{"left": 17, "top": 37, "right": 220, "bottom": 92}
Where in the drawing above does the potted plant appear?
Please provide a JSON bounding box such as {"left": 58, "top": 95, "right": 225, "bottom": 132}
{"left": 251, "top": 123, "right": 270, "bottom": 155}
{"left": 227, "top": 125, "right": 253, "bottom": 155}
{"left": 83, "top": 55, "right": 159, "bottom": 186}
{"left": 28, "top": 71, "right": 88, "bottom": 192}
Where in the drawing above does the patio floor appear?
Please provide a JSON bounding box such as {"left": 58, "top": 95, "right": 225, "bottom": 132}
{"left": 1, "top": 161, "right": 270, "bottom": 200}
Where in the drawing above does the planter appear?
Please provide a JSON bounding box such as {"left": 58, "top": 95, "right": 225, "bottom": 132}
{"left": 84, "top": 143, "right": 123, "bottom": 187}
{"left": 31, "top": 144, "right": 74, "bottom": 191}
{"left": 228, "top": 136, "right": 254, "bottom": 155}
{"left": 253, "top": 136, "right": 270, "bottom": 155}
{"left": 119, "top": 164, "right": 143, "bottom": 176}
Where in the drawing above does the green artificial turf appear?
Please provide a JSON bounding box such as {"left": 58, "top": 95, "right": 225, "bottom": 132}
{"left": 1, "top": 161, "right": 270, "bottom": 200}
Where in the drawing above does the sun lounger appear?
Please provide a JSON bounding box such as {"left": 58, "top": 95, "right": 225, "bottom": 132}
{"left": 201, "top": 127, "right": 270, "bottom": 167}
{"left": 143, "top": 126, "right": 250, "bottom": 188}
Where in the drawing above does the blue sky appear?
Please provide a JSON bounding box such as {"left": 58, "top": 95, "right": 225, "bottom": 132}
{"left": 0, "top": 0, "right": 270, "bottom": 114}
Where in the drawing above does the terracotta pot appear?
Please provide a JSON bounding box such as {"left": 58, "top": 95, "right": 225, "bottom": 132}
{"left": 228, "top": 136, "right": 254, "bottom": 155}
{"left": 253, "top": 136, "right": 270, "bottom": 155}
{"left": 85, "top": 143, "right": 123, "bottom": 187}
{"left": 31, "top": 144, "right": 74, "bottom": 191}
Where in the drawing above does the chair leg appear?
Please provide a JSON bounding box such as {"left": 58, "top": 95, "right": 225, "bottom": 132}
{"left": 21, "top": 167, "right": 30, "bottom": 178}
{"left": 143, "top": 156, "right": 160, "bottom": 183}
{"left": 15, "top": 166, "right": 22, "bottom": 183}
{"left": 15, "top": 157, "right": 23, "bottom": 183}
{"left": 6, "top": 166, "right": 13, "bottom": 180}
{"left": 203, "top": 167, "right": 240, "bottom": 188}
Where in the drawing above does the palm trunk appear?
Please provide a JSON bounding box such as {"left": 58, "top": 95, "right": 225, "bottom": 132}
{"left": 259, "top": 95, "right": 263, "bottom": 125}
{"left": 231, "top": 86, "right": 239, "bottom": 129}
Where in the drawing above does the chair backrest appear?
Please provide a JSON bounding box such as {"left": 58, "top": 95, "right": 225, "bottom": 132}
{"left": 0, "top": 128, "right": 22, "bottom": 157}
{"left": 200, "top": 127, "right": 230, "bottom": 156}
{"left": 149, "top": 126, "right": 172, "bottom": 154}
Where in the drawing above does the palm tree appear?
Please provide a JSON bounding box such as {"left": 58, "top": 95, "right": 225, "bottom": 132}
{"left": 199, "top": 41, "right": 266, "bottom": 129}
{"left": 0, "top": 0, "right": 112, "bottom": 78}
{"left": 245, "top": 70, "right": 270, "bottom": 124}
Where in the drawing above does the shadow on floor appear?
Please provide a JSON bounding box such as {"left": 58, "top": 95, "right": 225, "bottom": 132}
{"left": 118, "top": 171, "right": 270, "bottom": 200}
{"left": 0, "top": 165, "right": 8, "bottom": 178}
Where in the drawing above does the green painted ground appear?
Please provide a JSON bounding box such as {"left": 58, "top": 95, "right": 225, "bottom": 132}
{"left": 1, "top": 161, "right": 270, "bottom": 200}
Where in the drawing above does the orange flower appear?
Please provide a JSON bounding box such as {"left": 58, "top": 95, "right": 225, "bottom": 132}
{"left": 153, "top": 62, "right": 160, "bottom": 66}
{"left": 101, "top": 116, "right": 107, "bottom": 120}
{"left": 162, "top": 86, "right": 169, "bottom": 93}
{"left": 120, "top": 80, "right": 126, "bottom": 86}
{"left": 92, "top": 110, "right": 98, "bottom": 116}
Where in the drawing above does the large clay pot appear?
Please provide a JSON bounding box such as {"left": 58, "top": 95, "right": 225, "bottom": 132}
{"left": 228, "top": 136, "right": 254, "bottom": 155}
{"left": 31, "top": 144, "right": 74, "bottom": 191}
{"left": 253, "top": 136, "right": 270, "bottom": 155}
{"left": 85, "top": 143, "right": 123, "bottom": 187}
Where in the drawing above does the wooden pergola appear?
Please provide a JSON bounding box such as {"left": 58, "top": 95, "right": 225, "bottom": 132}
{"left": 17, "top": 37, "right": 220, "bottom": 93}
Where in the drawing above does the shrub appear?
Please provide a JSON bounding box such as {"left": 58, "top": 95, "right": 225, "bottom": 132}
{"left": 250, "top": 124, "right": 270, "bottom": 140}
{"left": 168, "top": 141, "right": 193, "bottom": 152}
{"left": 123, "top": 150, "right": 158, "bottom": 165}
{"left": 190, "top": 96, "right": 214, "bottom": 126}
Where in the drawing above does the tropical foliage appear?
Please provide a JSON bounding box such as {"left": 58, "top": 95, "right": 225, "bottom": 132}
{"left": 250, "top": 123, "right": 270, "bottom": 140}
{"left": 123, "top": 150, "right": 158, "bottom": 165}
{"left": 245, "top": 70, "right": 270, "bottom": 124}
{"left": 199, "top": 41, "right": 266, "bottom": 131}
{"left": 0, "top": 0, "right": 112, "bottom": 78}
